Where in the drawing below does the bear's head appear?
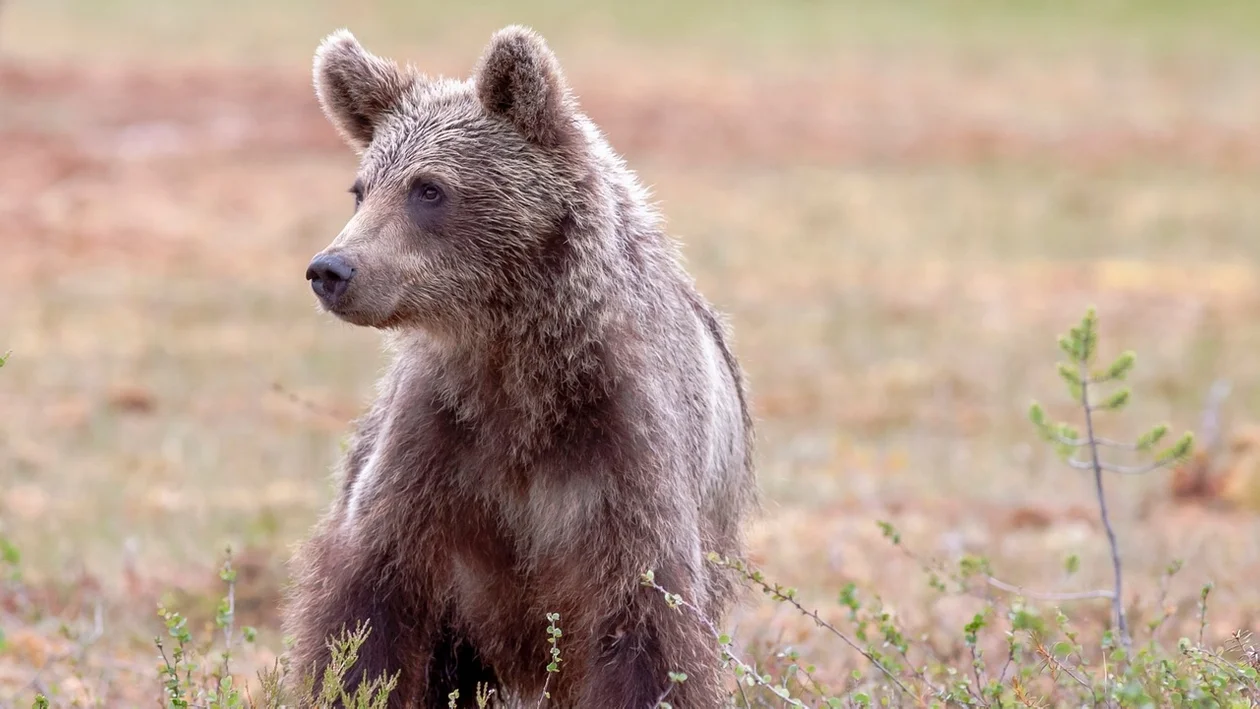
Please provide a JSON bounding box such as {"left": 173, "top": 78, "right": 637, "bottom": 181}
{"left": 305, "top": 26, "right": 597, "bottom": 334}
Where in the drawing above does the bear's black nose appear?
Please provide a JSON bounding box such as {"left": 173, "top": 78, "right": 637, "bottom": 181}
{"left": 306, "top": 253, "right": 355, "bottom": 302}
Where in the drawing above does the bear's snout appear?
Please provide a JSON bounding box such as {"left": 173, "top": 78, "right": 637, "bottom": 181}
{"left": 306, "top": 253, "right": 355, "bottom": 305}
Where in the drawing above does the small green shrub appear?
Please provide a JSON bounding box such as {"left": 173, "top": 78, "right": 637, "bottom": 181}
{"left": 155, "top": 550, "right": 396, "bottom": 709}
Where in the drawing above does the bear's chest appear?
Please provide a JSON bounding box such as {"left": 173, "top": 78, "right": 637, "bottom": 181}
{"left": 341, "top": 376, "right": 643, "bottom": 566}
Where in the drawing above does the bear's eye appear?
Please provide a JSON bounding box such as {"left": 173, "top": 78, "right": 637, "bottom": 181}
{"left": 349, "top": 181, "right": 364, "bottom": 211}
{"left": 412, "top": 181, "right": 445, "bottom": 206}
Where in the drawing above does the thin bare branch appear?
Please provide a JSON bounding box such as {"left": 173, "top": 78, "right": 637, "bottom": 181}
{"left": 1066, "top": 457, "right": 1094, "bottom": 471}
{"left": 712, "top": 563, "right": 926, "bottom": 702}
{"left": 1201, "top": 379, "right": 1233, "bottom": 461}
{"left": 759, "top": 585, "right": 916, "bottom": 699}
{"left": 1103, "top": 460, "right": 1169, "bottom": 475}
{"left": 875, "top": 528, "right": 1112, "bottom": 613}
{"left": 985, "top": 576, "right": 1115, "bottom": 601}
{"left": 1079, "top": 366, "right": 1132, "bottom": 650}
{"left": 1035, "top": 642, "right": 1093, "bottom": 692}
{"left": 1051, "top": 432, "right": 1140, "bottom": 450}
{"left": 1066, "top": 457, "right": 1169, "bottom": 476}
{"left": 642, "top": 576, "right": 808, "bottom": 707}
{"left": 893, "top": 643, "right": 944, "bottom": 699}
{"left": 644, "top": 571, "right": 915, "bottom": 703}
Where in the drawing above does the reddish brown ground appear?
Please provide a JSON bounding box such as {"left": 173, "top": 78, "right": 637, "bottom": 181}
{"left": 3, "top": 30, "right": 1260, "bottom": 705}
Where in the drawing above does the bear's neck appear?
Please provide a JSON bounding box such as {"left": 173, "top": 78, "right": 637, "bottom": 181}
{"left": 392, "top": 304, "right": 621, "bottom": 462}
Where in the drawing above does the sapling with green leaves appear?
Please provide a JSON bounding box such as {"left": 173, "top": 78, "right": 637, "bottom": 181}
{"left": 1028, "top": 307, "right": 1193, "bottom": 651}
{"left": 535, "top": 612, "right": 563, "bottom": 707}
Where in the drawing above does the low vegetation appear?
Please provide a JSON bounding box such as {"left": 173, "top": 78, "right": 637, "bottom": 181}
{"left": 8, "top": 310, "right": 1254, "bottom": 707}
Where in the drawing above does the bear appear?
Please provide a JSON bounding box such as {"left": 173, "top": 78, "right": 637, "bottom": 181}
{"left": 282, "top": 24, "right": 756, "bottom": 709}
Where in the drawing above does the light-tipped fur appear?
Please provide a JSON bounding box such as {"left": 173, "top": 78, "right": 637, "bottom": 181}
{"left": 313, "top": 29, "right": 414, "bottom": 152}
{"left": 284, "top": 25, "right": 757, "bottom": 709}
{"left": 474, "top": 25, "right": 576, "bottom": 148}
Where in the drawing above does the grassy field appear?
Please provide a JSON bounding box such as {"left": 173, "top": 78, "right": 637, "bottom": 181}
{"left": 3, "top": 0, "right": 1260, "bottom": 705}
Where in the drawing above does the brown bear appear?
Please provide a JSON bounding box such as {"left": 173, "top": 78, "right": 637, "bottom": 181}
{"left": 283, "top": 24, "right": 755, "bottom": 709}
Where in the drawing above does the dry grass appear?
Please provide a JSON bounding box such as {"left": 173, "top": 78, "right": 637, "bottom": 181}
{"left": 3, "top": 0, "right": 1260, "bottom": 705}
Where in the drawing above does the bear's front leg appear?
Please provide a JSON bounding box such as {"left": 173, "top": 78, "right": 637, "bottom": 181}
{"left": 282, "top": 529, "right": 432, "bottom": 707}
{"left": 569, "top": 576, "right": 726, "bottom": 709}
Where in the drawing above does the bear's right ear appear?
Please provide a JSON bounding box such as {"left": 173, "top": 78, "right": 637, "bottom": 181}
{"left": 474, "top": 25, "right": 575, "bottom": 148}
{"left": 313, "top": 30, "right": 412, "bottom": 152}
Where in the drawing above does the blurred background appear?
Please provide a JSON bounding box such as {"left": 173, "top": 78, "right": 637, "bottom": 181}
{"left": 2, "top": 0, "right": 1260, "bottom": 703}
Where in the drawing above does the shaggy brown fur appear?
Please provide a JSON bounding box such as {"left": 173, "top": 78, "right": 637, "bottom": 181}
{"left": 284, "top": 25, "right": 756, "bottom": 708}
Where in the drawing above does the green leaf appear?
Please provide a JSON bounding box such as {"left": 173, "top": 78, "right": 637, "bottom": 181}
{"left": 964, "top": 612, "right": 987, "bottom": 643}
{"left": 1160, "top": 432, "right": 1195, "bottom": 462}
{"left": 1057, "top": 334, "right": 1076, "bottom": 359}
{"left": 876, "top": 521, "right": 900, "bottom": 545}
{"left": 1065, "top": 378, "right": 1084, "bottom": 403}
{"left": 1028, "top": 401, "right": 1047, "bottom": 427}
{"left": 1099, "top": 387, "right": 1130, "bottom": 411}
{"left": 958, "top": 555, "right": 991, "bottom": 578}
{"left": 1100, "top": 350, "right": 1136, "bottom": 381}
{"left": 1136, "top": 424, "right": 1169, "bottom": 451}
{"left": 1057, "top": 362, "right": 1081, "bottom": 388}
{"left": 1078, "top": 307, "right": 1098, "bottom": 363}
{"left": 839, "top": 583, "right": 860, "bottom": 611}
{"left": 1064, "top": 554, "right": 1080, "bottom": 575}
{"left": 1009, "top": 607, "right": 1046, "bottom": 635}
{"left": 0, "top": 539, "right": 20, "bottom": 567}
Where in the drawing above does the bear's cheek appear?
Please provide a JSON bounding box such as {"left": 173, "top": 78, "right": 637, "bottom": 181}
{"left": 367, "top": 257, "right": 466, "bottom": 326}
{"left": 342, "top": 236, "right": 495, "bottom": 328}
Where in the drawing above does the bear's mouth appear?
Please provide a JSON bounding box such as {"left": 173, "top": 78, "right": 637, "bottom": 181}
{"left": 320, "top": 299, "right": 369, "bottom": 325}
{"left": 313, "top": 288, "right": 370, "bottom": 326}
{"left": 317, "top": 294, "right": 401, "bottom": 330}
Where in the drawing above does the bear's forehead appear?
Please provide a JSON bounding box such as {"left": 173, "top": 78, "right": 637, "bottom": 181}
{"left": 358, "top": 78, "right": 515, "bottom": 188}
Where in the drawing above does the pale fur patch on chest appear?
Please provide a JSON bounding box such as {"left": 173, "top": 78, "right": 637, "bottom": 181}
{"left": 520, "top": 471, "right": 606, "bottom": 552}
{"left": 344, "top": 422, "right": 390, "bottom": 528}
{"left": 344, "top": 451, "right": 376, "bottom": 526}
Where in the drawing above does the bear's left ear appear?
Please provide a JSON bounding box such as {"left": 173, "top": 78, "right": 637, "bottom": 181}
{"left": 313, "top": 29, "right": 413, "bottom": 153}
{"left": 474, "top": 25, "right": 575, "bottom": 148}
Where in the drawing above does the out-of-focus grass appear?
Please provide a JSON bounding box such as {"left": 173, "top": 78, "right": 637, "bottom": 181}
{"left": 7, "top": 0, "right": 1260, "bottom": 64}
{"left": 3, "top": 0, "right": 1260, "bottom": 703}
